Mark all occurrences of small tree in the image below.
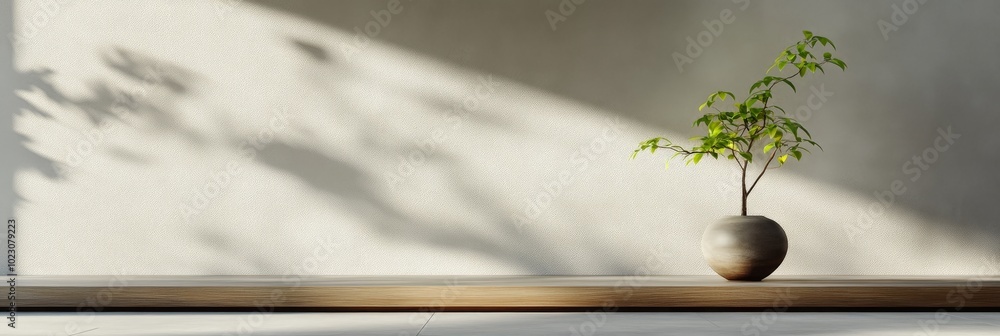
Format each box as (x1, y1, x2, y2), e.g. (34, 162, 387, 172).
(632, 31, 847, 216)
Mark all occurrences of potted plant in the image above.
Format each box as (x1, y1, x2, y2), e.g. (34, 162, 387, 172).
(632, 31, 847, 281)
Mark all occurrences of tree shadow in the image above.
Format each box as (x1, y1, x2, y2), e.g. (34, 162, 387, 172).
(247, 0, 1000, 271)
(256, 141, 606, 274)
(7, 0, 998, 277)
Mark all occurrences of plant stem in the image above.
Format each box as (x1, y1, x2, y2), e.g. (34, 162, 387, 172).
(741, 162, 748, 216)
(747, 150, 778, 196)
(737, 65, 814, 215)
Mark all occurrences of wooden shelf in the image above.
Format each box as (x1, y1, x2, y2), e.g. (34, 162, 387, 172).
(18, 276, 1000, 311)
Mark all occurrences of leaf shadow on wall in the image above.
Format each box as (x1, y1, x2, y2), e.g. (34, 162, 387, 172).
(247, 0, 1000, 271)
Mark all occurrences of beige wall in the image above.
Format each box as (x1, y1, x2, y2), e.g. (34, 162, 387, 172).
(5, 0, 1000, 275)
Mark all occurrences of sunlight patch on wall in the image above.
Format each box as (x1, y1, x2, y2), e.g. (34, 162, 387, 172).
(8, 0, 995, 276)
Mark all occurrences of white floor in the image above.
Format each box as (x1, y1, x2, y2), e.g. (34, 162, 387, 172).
(13, 312, 1000, 335)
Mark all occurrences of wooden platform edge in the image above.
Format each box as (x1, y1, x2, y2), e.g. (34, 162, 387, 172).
(17, 282, 1000, 311)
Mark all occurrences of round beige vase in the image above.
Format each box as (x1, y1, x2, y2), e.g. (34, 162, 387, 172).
(701, 215, 788, 281)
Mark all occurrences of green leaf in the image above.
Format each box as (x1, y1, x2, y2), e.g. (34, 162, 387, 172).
(830, 58, 847, 70)
(804, 139, 823, 150)
(816, 36, 835, 49)
(786, 121, 799, 137)
(709, 119, 722, 130)
(823, 52, 832, 60)
(778, 154, 788, 164)
(694, 115, 708, 126)
(803, 30, 813, 39)
(763, 143, 775, 153)
(780, 79, 796, 92)
(799, 125, 813, 138)
(791, 150, 803, 160)
(798, 66, 807, 77)
(692, 153, 703, 164)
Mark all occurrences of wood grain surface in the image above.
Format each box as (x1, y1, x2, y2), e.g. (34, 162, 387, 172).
(17, 276, 1000, 310)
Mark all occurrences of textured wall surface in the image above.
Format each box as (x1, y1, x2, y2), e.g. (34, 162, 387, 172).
(4, 0, 1000, 275)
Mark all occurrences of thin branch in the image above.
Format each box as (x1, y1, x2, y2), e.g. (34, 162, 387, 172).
(651, 145, 713, 157)
(728, 147, 745, 170)
(746, 149, 778, 195)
